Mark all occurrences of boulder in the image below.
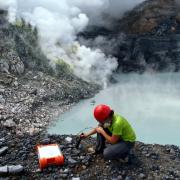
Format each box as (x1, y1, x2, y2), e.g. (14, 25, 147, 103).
(0, 146, 8, 156)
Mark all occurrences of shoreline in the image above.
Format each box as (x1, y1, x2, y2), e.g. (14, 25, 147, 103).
(0, 72, 180, 179)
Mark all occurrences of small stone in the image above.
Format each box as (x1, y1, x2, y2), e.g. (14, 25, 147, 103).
(0, 141, 6, 147)
(13, 81, 18, 87)
(8, 165, 24, 174)
(0, 88, 5, 93)
(151, 165, 159, 171)
(0, 166, 8, 174)
(72, 178, 80, 180)
(60, 174, 68, 178)
(117, 175, 123, 180)
(41, 138, 50, 145)
(139, 173, 146, 179)
(29, 127, 36, 136)
(32, 168, 41, 173)
(0, 105, 4, 110)
(0, 95, 5, 104)
(125, 176, 133, 180)
(0, 146, 8, 156)
(68, 157, 77, 165)
(63, 168, 69, 173)
(79, 156, 85, 160)
(65, 137, 72, 143)
(87, 147, 95, 153)
(82, 165, 87, 170)
(0, 138, 5, 143)
(90, 100, 96, 105)
(3, 119, 16, 127)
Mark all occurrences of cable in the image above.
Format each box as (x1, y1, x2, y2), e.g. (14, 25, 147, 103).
(76, 127, 94, 135)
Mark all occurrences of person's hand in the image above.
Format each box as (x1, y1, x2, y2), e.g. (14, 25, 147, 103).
(80, 133, 88, 139)
(95, 127, 104, 134)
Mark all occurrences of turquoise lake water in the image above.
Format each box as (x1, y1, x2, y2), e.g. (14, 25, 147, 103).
(48, 73, 180, 146)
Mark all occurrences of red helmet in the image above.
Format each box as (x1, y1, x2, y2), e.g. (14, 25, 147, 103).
(94, 104, 111, 123)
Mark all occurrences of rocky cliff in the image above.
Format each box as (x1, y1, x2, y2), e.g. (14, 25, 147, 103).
(80, 0, 180, 73)
(0, 9, 99, 134)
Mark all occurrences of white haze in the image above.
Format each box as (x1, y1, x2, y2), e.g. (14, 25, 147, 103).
(0, 0, 145, 86)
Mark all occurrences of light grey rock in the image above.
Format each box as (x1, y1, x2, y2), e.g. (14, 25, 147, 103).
(8, 165, 24, 174)
(72, 178, 80, 180)
(65, 137, 72, 143)
(0, 165, 8, 174)
(0, 138, 5, 143)
(0, 88, 5, 94)
(0, 95, 5, 104)
(139, 173, 146, 179)
(41, 138, 50, 145)
(0, 146, 8, 155)
(68, 157, 77, 165)
(3, 119, 16, 127)
(0, 59, 9, 73)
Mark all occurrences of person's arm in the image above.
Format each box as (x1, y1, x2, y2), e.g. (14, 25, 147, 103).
(96, 127, 120, 144)
(81, 128, 97, 138)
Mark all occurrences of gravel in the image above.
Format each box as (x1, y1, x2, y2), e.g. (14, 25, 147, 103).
(0, 124, 179, 179)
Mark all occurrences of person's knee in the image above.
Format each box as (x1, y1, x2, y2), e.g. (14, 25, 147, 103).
(103, 148, 113, 160)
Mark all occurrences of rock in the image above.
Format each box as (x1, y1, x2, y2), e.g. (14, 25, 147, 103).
(150, 165, 159, 171)
(65, 137, 72, 143)
(62, 168, 69, 173)
(0, 59, 9, 73)
(0, 146, 8, 156)
(0, 141, 5, 147)
(13, 81, 18, 87)
(90, 100, 96, 105)
(72, 178, 80, 180)
(117, 175, 123, 180)
(0, 86, 5, 94)
(0, 73, 14, 85)
(150, 153, 159, 160)
(0, 165, 8, 174)
(0, 138, 5, 145)
(41, 138, 51, 145)
(124, 176, 134, 180)
(68, 157, 77, 165)
(0, 105, 4, 110)
(60, 173, 68, 178)
(29, 127, 36, 136)
(0, 95, 5, 104)
(7, 51, 24, 75)
(0, 137, 5, 141)
(8, 165, 24, 174)
(87, 147, 95, 153)
(3, 119, 16, 127)
(139, 173, 146, 179)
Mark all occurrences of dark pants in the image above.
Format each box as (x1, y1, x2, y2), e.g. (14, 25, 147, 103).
(95, 128, 135, 160)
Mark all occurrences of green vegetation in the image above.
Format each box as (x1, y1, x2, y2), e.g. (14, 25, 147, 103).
(11, 19, 54, 75)
(55, 59, 73, 78)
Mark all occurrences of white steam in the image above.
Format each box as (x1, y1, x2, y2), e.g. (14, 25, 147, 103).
(0, 0, 17, 22)
(71, 0, 145, 26)
(0, 0, 144, 86)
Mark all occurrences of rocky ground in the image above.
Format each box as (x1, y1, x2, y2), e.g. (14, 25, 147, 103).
(1, 72, 179, 180)
(80, 0, 180, 73)
(0, 125, 180, 180)
(0, 71, 98, 135)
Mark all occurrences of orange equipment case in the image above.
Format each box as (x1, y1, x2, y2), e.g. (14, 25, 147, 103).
(37, 144, 64, 170)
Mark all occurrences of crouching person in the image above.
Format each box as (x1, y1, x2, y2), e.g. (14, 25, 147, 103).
(81, 104, 136, 160)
